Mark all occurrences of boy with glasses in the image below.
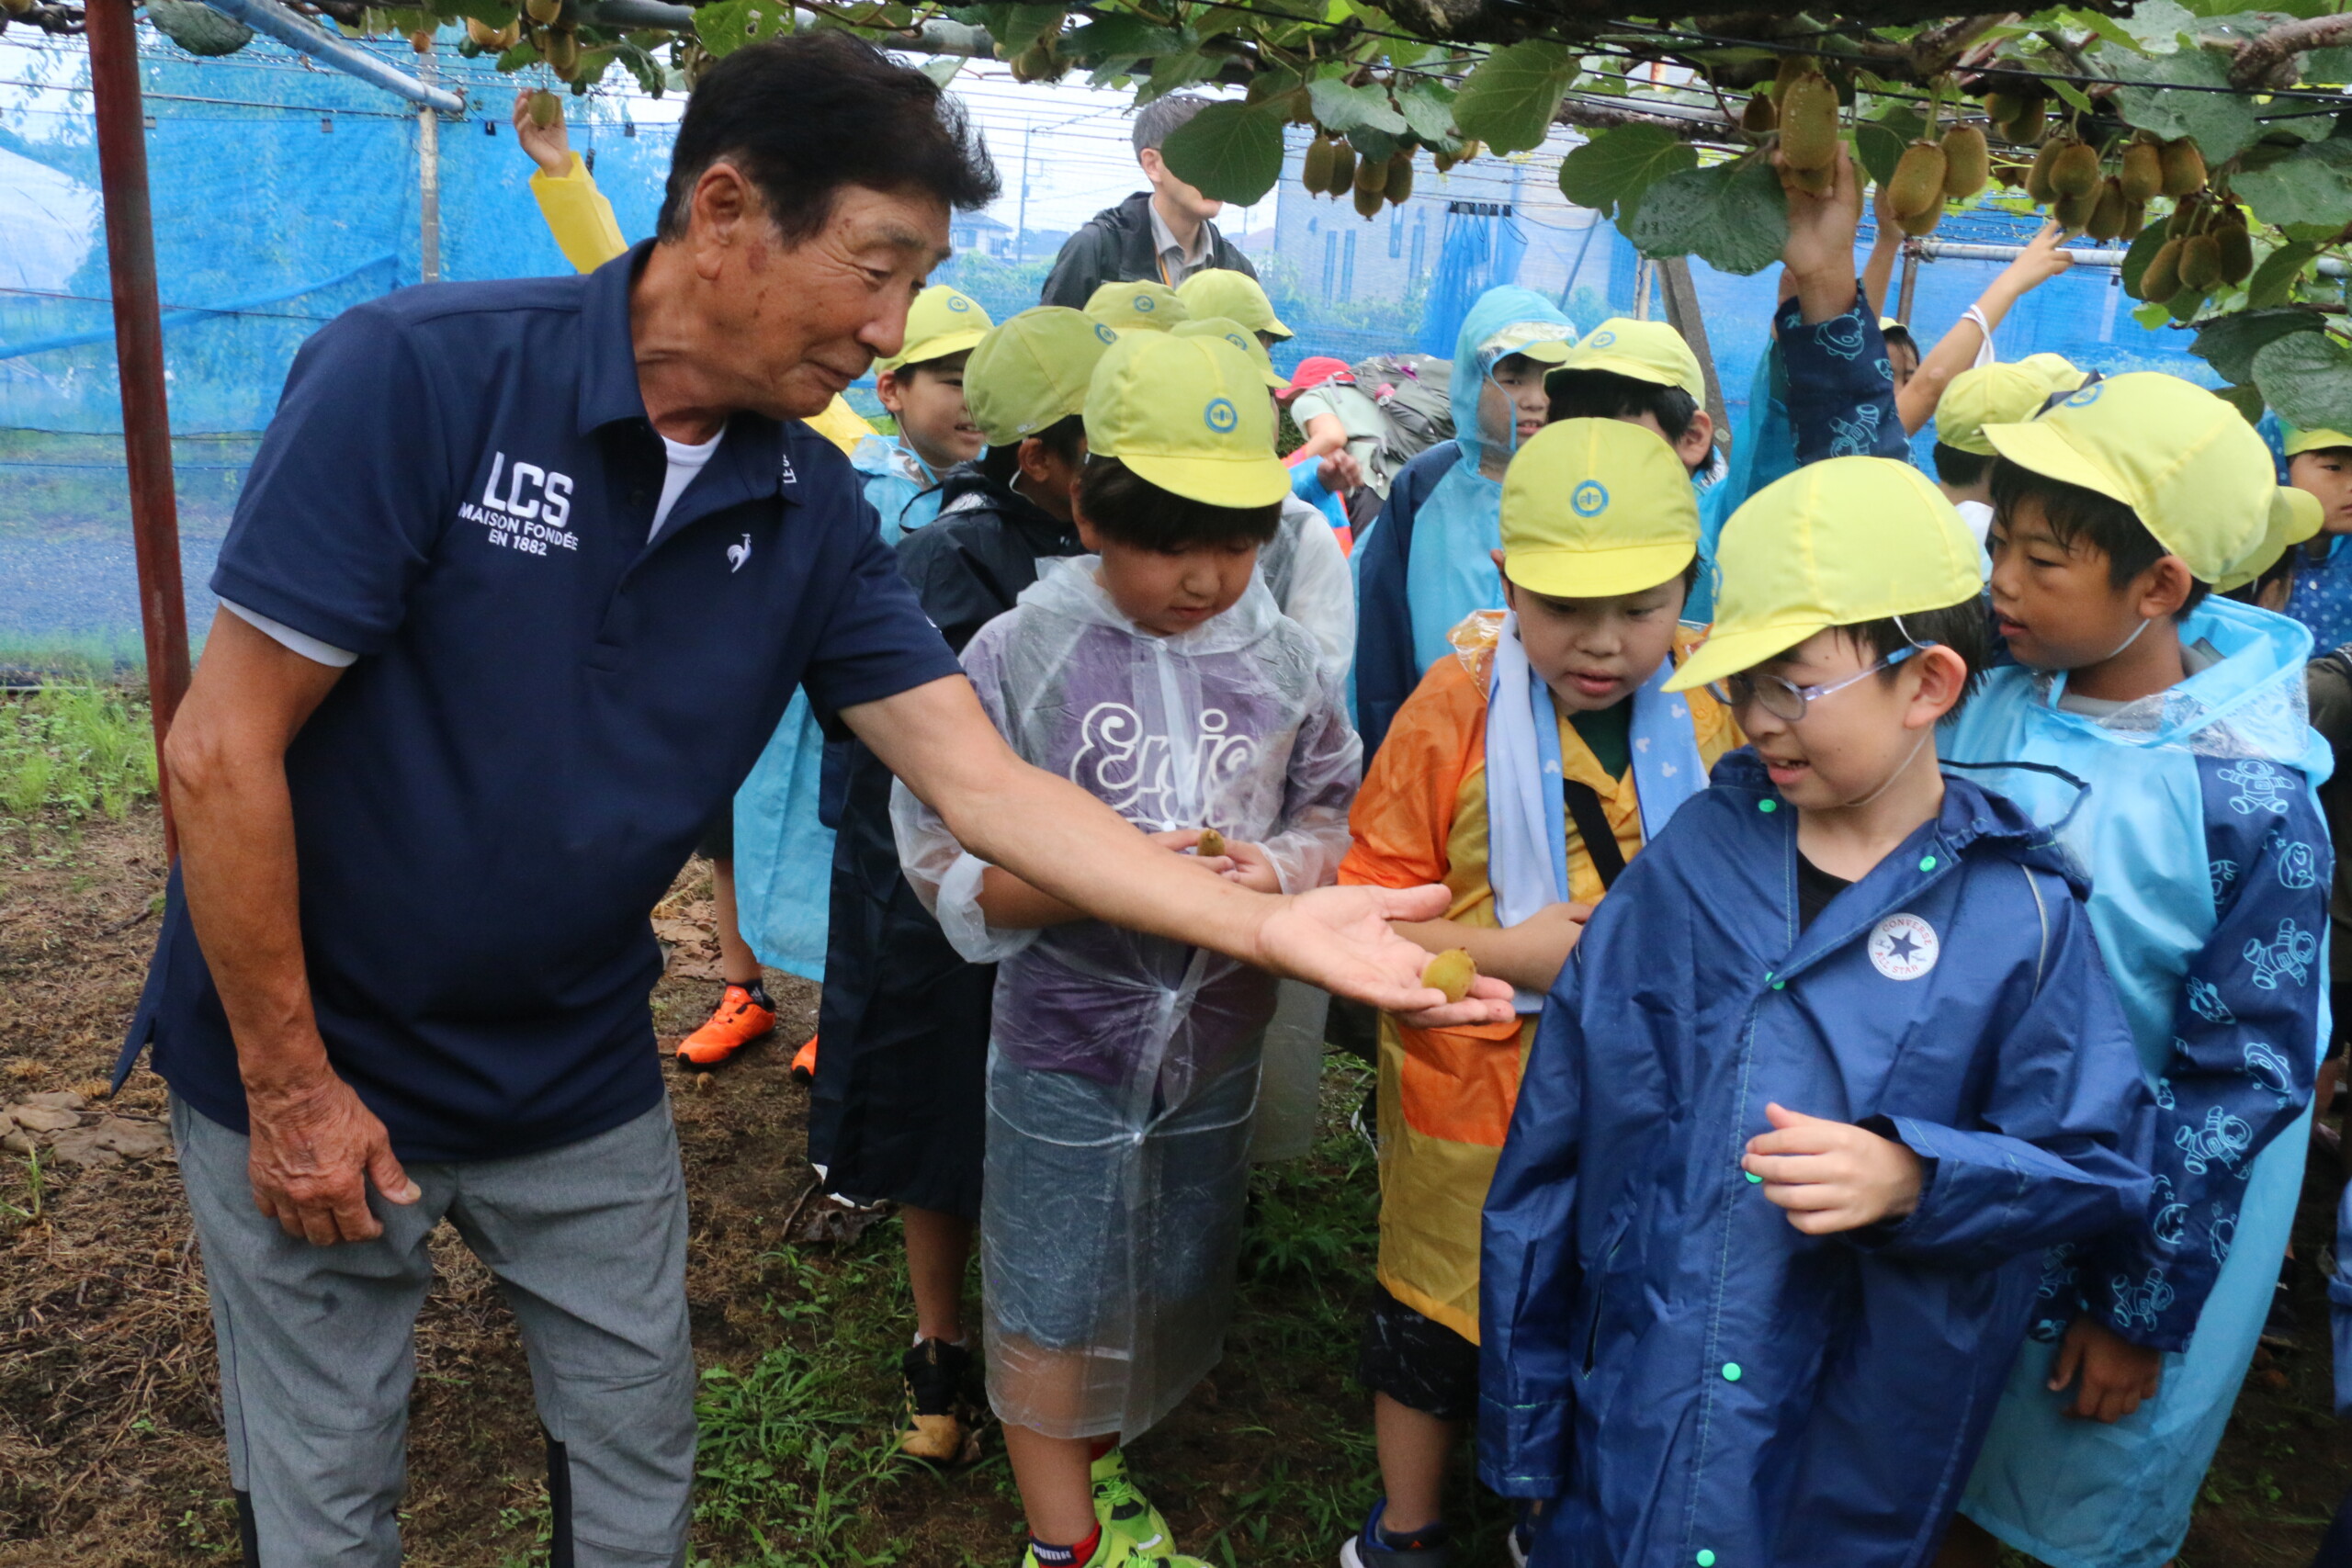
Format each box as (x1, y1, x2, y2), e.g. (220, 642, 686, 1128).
(1480, 456, 2155, 1568)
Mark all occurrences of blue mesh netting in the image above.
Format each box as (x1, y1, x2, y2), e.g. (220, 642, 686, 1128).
(0, 37, 2216, 673)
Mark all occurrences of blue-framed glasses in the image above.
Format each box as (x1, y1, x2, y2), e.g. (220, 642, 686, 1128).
(1709, 644, 1927, 723)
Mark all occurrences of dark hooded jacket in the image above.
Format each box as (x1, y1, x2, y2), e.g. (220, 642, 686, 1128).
(804, 467, 1082, 1213)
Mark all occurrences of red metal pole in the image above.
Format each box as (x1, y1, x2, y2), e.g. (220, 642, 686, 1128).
(86, 0, 191, 859)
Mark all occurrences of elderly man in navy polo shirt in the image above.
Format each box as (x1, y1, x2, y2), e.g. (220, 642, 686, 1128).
(119, 33, 1509, 1567)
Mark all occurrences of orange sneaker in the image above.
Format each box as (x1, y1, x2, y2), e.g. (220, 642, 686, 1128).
(676, 984, 775, 1066)
(790, 1034, 819, 1084)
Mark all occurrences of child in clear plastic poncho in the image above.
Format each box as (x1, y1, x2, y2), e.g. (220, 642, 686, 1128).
(893, 333, 1360, 1568)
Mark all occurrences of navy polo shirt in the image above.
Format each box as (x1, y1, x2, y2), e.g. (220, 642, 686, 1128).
(119, 243, 962, 1162)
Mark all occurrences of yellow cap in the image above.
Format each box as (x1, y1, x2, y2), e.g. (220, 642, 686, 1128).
(2012, 352, 2086, 395)
(1982, 373, 2280, 584)
(965, 307, 1119, 446)
(2215, 487, 2324, 593)
(1085, 280, 1188, 334)
(1499, 420, 1700, 599)
(876, 284, 992, 373)
(1175, 268, 1292, 340)
(1936, 363, 2064, 457)
(1544, 317, 1705, 401)
(2285, 425, 2352, 457)
(1483, 320, 1575, 365)
(1665, 457, 1983, 694)
(1084, 333, 1290, 509)
(1173, 317, 1288, 391)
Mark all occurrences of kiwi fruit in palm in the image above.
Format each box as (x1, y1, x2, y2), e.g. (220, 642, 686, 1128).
(1420, 948, 1478, 1004)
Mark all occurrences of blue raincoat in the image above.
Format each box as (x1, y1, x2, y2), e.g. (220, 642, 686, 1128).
(2263, 412, 2352, 654)
(1480, 751, 2155, 1567)
(1354, 284, 1904, 752)
(1944, 596, 2332, 1568)
(851, 432, 946, 546)
(1351, 286, 1575, 750)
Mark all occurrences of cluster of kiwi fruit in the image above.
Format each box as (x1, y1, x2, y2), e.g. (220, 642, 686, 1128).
(1302, 137, 1425, 218)
(2013, 126, 2208, 243)
(459, 0, 592, 78)
(2133, 193, 2255, 300)
(1747, 59, 1987, 237)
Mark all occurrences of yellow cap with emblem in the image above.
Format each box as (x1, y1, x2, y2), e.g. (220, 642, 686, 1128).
(1666, 457, 1983, 694)
(1982, 372, 2300, 586)
(965, 307, 1119, 446)
(876, 284, 992, 374)
(1173, 317, 1289, 391)
(1544, 317, 1705, 401)
(2285, 425, 2352, 457)
(1936, 363, 2065, 457)
(1499, 419, 1700, 599)
(1175, 268, 1292, 340)
(1085, 279, 1189, 334)
(1084, 333, 1290, 508)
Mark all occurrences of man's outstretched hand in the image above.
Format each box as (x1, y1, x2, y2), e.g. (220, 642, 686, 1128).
(1258, 884, 1519, 1028)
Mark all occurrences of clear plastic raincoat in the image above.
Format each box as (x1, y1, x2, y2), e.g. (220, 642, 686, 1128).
(892, 557, 1359, 1438)
(1945, 596, 2333, 1568)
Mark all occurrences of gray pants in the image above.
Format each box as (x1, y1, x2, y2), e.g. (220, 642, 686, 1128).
(172, 1096, 695, 1567)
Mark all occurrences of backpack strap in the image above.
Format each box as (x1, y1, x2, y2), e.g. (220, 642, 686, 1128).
(1561, 779, 1627, 892)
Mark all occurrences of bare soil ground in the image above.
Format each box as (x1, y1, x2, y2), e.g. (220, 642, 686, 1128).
(1, 802, 2346, 1565)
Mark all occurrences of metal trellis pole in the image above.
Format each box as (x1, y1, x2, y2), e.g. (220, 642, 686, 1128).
(418, 43, 442, 283)
(88, 0, 192, 857)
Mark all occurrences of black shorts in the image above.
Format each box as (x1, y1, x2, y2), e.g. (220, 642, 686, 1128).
(1356, 1280, 1480, 1421)
(698, 813, 733, 863)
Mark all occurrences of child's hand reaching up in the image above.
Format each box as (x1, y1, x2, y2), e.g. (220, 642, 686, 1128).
(1742, 1103, 1924, 1234)
(2048, 1317, 2164, 1422)
(1213, 840, 1284, 894)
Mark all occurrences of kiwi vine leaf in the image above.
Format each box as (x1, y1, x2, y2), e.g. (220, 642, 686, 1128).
(175, 0, 2352, 429)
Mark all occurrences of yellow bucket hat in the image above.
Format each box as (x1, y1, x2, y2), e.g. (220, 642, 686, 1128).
(2285, 425, 2352, 457)
(1084, 333, 1290, 509)
(876, 284, 992, 373)
(1545, 317, 1706, 401)
(1936, 363, 2066, 457)
(1982, 372, 2294, 585)
(1085, 279, 1188, 334)
(1500, 419, 1700, 599)
(1175, 268, 1292, 340)
(1666, 457, 1983, 694)
(1173, 317, 1289, 391)
(965, 307, 1119, 446)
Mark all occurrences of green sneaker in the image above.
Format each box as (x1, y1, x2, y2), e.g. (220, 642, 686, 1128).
(1091, 1448, 1176, 1560)
(1018, 1528, 1209, 1567)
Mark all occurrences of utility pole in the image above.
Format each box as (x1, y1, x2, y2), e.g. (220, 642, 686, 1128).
(417, 38, 442, 283)
(1017, 124, 1032, 263)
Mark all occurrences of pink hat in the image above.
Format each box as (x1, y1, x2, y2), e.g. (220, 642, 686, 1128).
(1283, 356, 1355, 396)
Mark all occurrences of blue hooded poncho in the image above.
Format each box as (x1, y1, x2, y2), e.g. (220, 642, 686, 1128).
(1945, 596, 2333, 1568)
(1349, 286, 1576, 751)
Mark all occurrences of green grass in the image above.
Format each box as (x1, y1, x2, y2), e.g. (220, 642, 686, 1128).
(0, 682, 157, 824)
(659, 1056, 1457, 1568)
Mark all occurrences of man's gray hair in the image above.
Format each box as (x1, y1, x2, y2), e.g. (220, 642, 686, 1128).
(1133, 95, 1210, 155)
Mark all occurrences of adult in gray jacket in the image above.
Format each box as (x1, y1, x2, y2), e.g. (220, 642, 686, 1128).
(1040, 95, 1259, 307)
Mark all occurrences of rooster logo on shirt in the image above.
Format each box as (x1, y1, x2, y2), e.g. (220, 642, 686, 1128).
(727, 534, 752, 574)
